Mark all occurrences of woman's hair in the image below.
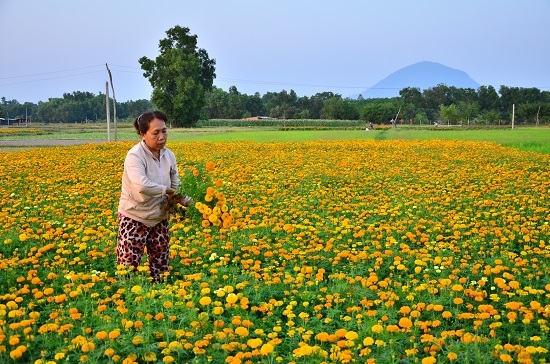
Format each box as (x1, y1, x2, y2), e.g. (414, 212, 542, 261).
(133, 110, 168, 135)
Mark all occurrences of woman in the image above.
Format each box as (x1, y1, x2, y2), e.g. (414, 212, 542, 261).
(116, 110, 188, 283)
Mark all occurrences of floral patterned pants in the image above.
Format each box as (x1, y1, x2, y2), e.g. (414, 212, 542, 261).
(116, 216, 170, 282)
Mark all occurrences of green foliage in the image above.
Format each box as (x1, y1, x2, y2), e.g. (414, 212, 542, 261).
(139, 25, 216, 127)
(172, 163, 215, 224)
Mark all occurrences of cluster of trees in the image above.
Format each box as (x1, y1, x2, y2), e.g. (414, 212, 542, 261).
(2, 25, 549, 127)
(3, 83, 547, 127)
(0, 94, 152, 124)
(203, 84, 550, 126)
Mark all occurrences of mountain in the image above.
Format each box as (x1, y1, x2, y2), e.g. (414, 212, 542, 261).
(356, 61, 480, 99)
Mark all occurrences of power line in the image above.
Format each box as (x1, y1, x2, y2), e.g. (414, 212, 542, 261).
(0, 65, 105, 80)
(0, 64, 144, 87)
(0, 70, 105, 87)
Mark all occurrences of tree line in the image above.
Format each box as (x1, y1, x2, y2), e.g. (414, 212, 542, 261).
(2, 83, 549, 126)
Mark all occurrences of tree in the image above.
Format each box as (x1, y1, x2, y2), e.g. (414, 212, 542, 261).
(139, 25, 216, 127)
(244, 92, 266, 117)
(457, 101, 480, 125)
(478, 85, 500, 112)
(439, 104, 458, 125)
(226, 86, 245, 119)
(361, 103, 393, 124)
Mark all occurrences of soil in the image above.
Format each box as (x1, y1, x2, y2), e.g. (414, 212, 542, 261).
(0, 139, 104, 152)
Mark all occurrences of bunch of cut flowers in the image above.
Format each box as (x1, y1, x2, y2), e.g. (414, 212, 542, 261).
(162, 161, 234, 229)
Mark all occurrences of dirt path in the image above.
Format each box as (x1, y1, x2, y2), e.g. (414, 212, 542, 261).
(0, 139, 106, 152)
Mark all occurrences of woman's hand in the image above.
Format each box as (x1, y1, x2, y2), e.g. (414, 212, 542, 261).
(180, 196, 193, 207)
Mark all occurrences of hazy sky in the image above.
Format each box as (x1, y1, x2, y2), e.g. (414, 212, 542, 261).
(1, 0, 549, 103)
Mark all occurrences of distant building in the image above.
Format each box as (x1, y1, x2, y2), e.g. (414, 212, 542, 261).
(0, 117, 27, 125)
(242, 116, 271, 121)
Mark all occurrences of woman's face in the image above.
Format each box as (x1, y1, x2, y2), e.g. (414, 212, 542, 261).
(142, 118, 168, 153)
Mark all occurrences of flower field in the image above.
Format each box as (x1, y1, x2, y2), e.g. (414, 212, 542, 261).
(1, 140, 549, 363)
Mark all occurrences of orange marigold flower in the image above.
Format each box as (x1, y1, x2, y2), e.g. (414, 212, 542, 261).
(205, 161, 215, 171)
(96, 331, 108, 340)
(398, 317, 413, 329)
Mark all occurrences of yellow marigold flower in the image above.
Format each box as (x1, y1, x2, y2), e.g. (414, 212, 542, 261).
(447, 352, 458, 360)
(260, 343, 274, 355)
(199, 296, 212, 306)
(247, 338, 263, 349)
(143, 352, 156, 362)
(132, 336, 144, 345)
(162, 356, 175, 363)
(363, 337, 374, 346)
(235, 326, 249, 337)
(226, 293, 239, 304)
(371, 324, 383, 333)
(344, 331, 358, 340)
(212, 307, 224, 315)
(421, 357, 436, 364)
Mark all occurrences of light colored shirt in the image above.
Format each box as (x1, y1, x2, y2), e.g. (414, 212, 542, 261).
(118, 141, 179, 226)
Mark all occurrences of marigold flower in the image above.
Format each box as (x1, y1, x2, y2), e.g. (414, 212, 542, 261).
(363, 337, 374, 346)
(371, 324, 384, 333)
(235, 326, 249, 337)
(205, 161, 215, 171)
(344, 331, 358, 340)
(398, 317, 413, 329)
(247, 338, 263, 349)
(447, 352, 458, 360)
(260, 343, 274, 355)
(226, 293, 239, 304)
(96, 331, 108, 340)
(199, 296, 212, 306)
(108, 329, 121, 340)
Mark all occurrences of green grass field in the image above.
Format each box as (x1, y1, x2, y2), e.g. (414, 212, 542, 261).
(1, 123, 550, 154)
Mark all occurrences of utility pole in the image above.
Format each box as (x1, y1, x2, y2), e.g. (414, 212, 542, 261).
(106, 82, 111, 142)
(511, 104, 515, 129)
(106, 64, 117, 141)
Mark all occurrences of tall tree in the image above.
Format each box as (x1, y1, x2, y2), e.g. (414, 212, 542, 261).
(139, 25, 216, 127)
(477, 85, 500, 112)
(439, 104, 459, 125)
